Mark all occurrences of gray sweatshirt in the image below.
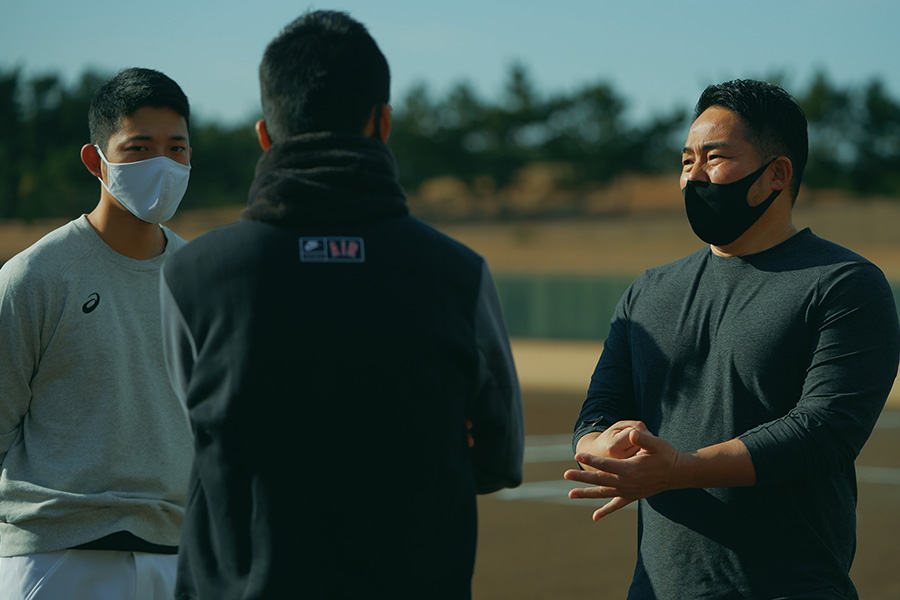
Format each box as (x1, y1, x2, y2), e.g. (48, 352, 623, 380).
(0, 215, 193, 556)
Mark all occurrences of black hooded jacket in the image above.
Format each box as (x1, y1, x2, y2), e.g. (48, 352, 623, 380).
(160, 134, 523, 599)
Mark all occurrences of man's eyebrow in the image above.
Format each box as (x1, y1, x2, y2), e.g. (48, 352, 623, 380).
(122, 134, 188, 142)
(682, 141, 729, 154)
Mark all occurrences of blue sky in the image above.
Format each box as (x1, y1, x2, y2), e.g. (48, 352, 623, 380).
(3, 1, 899, 127)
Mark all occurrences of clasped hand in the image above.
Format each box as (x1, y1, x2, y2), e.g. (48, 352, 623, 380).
(563, 421, 682, 521)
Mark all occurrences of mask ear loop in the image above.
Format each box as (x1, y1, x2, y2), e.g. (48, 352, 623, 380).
(93, 145, 112, 191)
(94, 145, 109, 166)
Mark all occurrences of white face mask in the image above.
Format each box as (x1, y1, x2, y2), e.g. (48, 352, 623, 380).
(95, 145, 191, 223)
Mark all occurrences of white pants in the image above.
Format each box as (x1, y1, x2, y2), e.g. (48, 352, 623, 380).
(0, 550, 177, 600)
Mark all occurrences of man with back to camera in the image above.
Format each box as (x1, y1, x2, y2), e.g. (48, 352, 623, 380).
(564, 79, 900, 598)
(159, 10, 524, 599)
(0, 68, 194, 599)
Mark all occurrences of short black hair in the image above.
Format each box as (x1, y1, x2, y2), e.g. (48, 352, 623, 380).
(89, 68, 190, 153)
(259, 10, 390, 141)
(693, 79, 808, 199)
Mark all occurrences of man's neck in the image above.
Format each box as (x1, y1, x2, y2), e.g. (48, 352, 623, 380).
(86, 196, 168, 260)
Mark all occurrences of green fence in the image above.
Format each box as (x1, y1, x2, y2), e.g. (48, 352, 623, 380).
(493, 274, 633, 341)
(494, 274, 900, 341)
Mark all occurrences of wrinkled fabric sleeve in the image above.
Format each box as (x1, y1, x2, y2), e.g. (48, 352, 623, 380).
(159, 265, 196, 420)
(572, 281, 641, 455)
(470, 262, 524, 494)
(740, 264, 900, 485)
(0, 261, 42, 466)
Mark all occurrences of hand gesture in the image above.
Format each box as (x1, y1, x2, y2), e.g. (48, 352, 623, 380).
(576, 420, 650, 467)
(565, 427, 682, 520)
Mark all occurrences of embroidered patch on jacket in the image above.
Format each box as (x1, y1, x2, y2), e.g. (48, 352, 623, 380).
(299, 237, 366, 263)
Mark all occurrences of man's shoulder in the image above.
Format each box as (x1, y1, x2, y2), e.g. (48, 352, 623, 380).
(1, 218, 92, 284)
(637, 246, 709, 284)
(10, 218, 86, 256)
(399, 216, 484, 261)
(162, 225, 189, 253)
(169, 220, 261, 254)
(792, 229, 870, 262)
(764, 229, 885, 280)
(804, 233, 894, 296)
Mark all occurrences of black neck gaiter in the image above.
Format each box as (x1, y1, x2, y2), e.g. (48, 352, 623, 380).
(241, 132, 408, 228)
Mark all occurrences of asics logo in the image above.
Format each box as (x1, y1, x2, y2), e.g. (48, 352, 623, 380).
(82, 293, 100, 314)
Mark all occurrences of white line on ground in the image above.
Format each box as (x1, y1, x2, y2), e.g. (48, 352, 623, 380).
(491, 479, 613, 507)
(508, 429, 900, 506)
(875, 410, 900, 429)
(495, 468, 900, 508)
(857, 466, 900, 486)
(527, 411, 900, 465)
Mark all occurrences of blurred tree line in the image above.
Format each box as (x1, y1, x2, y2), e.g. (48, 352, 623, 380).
(391, 63, 684, 191)
(1, 65, 899, 221)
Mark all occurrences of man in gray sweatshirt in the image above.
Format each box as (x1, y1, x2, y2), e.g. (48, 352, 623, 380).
(0, 68, 194, 600)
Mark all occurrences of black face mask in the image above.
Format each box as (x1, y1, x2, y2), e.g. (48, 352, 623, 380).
(683, 159, 781, 246)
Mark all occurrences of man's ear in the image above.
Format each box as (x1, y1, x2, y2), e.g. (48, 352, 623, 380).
(256, 119, 273, 151)
(770, 156, 793, 191)
(81, 144, 102, 178)
(377, 105, 392, 143)
(363, 105, 392, 143)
